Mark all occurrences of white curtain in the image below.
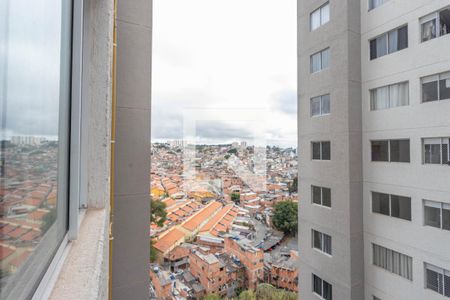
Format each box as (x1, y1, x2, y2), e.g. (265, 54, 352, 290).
(371, 86, 389, 110)
(389, 82, 409, 107)
(321, 4, 330, 25)
(311, 53, 321, 72)
(388, 29, 398, 53)
(321, 94, 330, 114)
(311, 97, 321, 116)
(321, 48, 330, 69)
(376, 35, 387, 57)
(311, 9, 321, 30)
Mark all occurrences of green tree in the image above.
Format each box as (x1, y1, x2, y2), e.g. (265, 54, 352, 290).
(231, 193, 240, 204)
(227, 148, 238, 155)
(151, 199, 167, 227)
(272, 200, 298, 235)
(224, 154, 230, 160)
(150, 239, 158, 263)
(239, 290, 256, 300)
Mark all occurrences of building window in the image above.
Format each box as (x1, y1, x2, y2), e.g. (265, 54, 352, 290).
(421, 72, 450, 103)
(420, 7, 450, 42)
(312, 185, 331, 208)
(311, 94, 331, 116)
(369, 0, 389, 11)
(312, 141, 330, 160)
(373, 296, 382, 300)
(0, 0, 72, 299)
(370, 82, 409, 110)
(372, 192, 411, 221)
(423, 138, 450, 165)
(312, 229, 332, 255)
(312, 274, 332, 300)
(371, 139, 410, 162)
(424, 200, 450, 231)
(310, 2, 330, 31)
(425, 263, 450, 297)
(310, 48, 330, 73)
(372, 244, 413, 280)
(369, 25, 408, 60)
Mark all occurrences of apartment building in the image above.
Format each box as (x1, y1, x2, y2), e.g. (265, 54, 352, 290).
(298, 0, 450, 299)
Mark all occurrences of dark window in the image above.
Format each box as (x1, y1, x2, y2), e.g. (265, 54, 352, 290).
(312, 142, 321, 160)
(371, 140, 389, 161)
(312, 186, 331, 208)
(312, 141, 331, 160)
(390, 195, 411, 221)
(439, 75, 450, 100)
(312, 185, 322, 205)
(443, 207, 450, 230)
(313, 274, 322, 295)
(370, 25, 408, 60)
(389, 140, 410, 162)
(322, 142, 331, 160)
(423, 138, 450, 164)
(372, 192, 390, 216)
(424, 205, 441, 228)
(397, 26, 408, 50)
(423, 80, 439, 102)
(322, 187, 331, 207)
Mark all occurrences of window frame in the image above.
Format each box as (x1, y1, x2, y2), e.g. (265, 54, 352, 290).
(369, 81, 409, 111)
(312, 229, 332, 256)
(369, 24, 408, 60)
(420, 7, 450, 43)
(312, 141, 331, 161)
(372, 243, 413, 281)
(310, 2, 330, 31)
(371, 139, 410, 163)
(424, 263, 450, 297)
(312, 274, 332, 300)
(371, 191, 411, 221)
(30, 1, 87, 299)
(368, 0, 389, 11)
(311, 185, 332, 208)
(423, 199, 450, 231)
(310, 48, 330, 73)
(421, 71, 450, 103)
(422, 137, 450, 165)
(311, 94, 331, 117)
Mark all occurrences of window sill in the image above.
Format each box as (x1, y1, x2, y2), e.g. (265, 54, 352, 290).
(49, 208, 109, 300)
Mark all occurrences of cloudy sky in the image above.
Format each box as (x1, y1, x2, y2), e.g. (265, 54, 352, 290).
(152, 0, 297, 147)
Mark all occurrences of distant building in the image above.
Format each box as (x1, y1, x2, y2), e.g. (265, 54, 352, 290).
(270, 250, 299, 292)
(10, 136, 46, 146)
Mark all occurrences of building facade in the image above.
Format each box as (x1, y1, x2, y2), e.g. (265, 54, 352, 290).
(299, 0, 450, 299)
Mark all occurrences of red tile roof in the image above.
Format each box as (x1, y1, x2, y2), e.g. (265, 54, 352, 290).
(154, 228, 185, 253)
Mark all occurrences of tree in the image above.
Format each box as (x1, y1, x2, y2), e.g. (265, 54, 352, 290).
(151, 199, 167, 227)
(239, 290, 256, 300)
(272, 201, 298, 235)
(150, 239, 158, 263)
(227, 148, 238, 155)
(231, 193, 240, 204)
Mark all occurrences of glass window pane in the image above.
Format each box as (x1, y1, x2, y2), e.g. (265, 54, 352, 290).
(321, 48, 330, 69)
(321, 141, 331, 160)
(421, 19, 437, 42)
(397, 26, 408, 50)
(371, 140, 389, 161)
(390, 195, 411, 221)
(311, 9, 321, 31)
(313, 230, 322, 249)
(313, 274, 322, 295)
(321, 4, 330, 25)
(372, 192, 390, 215)
(312, 185, 322, 205)
(426, 268, 441, 293)
(322, 187, 331, 207)
(389, 82, 409, 107)
(323, 280, 332, 300)
(424, 205, 441, 228)
(321, 94, 330, 114)
(0, 1, 71, 299)
(439, 9, 450, 37)
(443, 206, 450, 231)
(311, 52, 321, 73)
(422, 80, 439, 102)
(439, 76, 450, 100)
(323, 233, 332, 255)
(375, 34, 388, 58)
(311, 97, 321, 116)
(388, 29, 398, 53)
(389, 140, 410, 162)
(312, 142, 321, 159)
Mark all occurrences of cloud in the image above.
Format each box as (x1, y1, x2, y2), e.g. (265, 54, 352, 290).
(271, 89, 297, 116)
(195, 120, 253, 140)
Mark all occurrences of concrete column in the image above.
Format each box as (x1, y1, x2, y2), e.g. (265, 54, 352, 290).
(112, 0, 152, 298)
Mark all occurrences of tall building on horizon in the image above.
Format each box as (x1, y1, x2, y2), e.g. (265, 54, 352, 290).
(298, 0, 450, 299)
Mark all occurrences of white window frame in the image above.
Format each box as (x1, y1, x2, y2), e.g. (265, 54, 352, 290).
(311, 185, 331, 208)
(372, 243, 413, 281)
(310, 48, 330, 73)
(422, 137, 450, 165)
(371, 191, 412, 221)
(371, 139, 410, 163)
(312, 274, 332, 300)
(420, 7, 450, 43)
(311, 94, 331, 117)
(310, 2, 330, 31)
(368, 0, 389, 11)
(369, 24, 408, 60)
(421, 71, 450, 103)
(424, 263, 450, 297)
(370, 81, 409, 110)
(312, 229, 332, 256)
(423, 199, 450, 231)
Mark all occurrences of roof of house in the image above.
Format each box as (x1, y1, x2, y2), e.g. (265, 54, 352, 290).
(182, 201, 222, 232)
(153, 228, 185, 253)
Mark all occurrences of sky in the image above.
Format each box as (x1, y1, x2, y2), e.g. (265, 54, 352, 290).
(152, 0, 297, 147)
(1, 0, 64, 141)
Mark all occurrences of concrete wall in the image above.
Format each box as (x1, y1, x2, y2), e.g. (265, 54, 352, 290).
(298, 0, 364, 298)
(361, 0, 450, 299)
(112, 0, 152, 299)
